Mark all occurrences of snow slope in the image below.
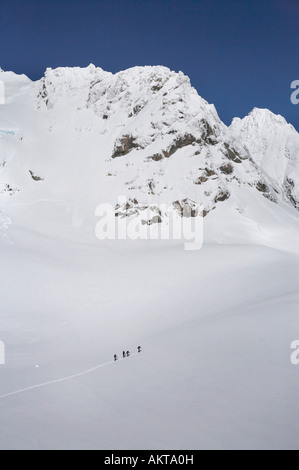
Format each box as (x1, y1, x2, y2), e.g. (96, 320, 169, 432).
(0, 233, 298, 450)
(0, 65, 298, 450)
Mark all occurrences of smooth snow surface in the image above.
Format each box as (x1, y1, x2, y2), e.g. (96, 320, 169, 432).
(0, 232, 298, 450)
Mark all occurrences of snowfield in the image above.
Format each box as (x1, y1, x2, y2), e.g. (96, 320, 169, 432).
(0, 229, 298, 450)
(0, 65, 298, 450)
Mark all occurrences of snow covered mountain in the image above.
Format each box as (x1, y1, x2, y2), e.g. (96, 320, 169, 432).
(0, 65, 299, 450)
(0, 64, 298, 248)
(230, 108, 299, 209)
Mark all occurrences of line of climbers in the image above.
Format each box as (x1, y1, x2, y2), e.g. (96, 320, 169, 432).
(114, 346, 142, 362)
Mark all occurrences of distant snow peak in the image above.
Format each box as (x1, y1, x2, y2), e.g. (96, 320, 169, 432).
(230, 106, 299, 209)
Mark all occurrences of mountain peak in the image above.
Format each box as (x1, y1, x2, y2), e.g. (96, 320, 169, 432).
(230, 106, 299, 203)
(249, 107, 289, 125)
(231, 107, 289, 128)
(0, 68, 31, 83)
(0, 64, 298, 247)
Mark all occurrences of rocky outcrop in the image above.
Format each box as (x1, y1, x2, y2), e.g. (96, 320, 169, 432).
(112, 135, 140, 158)
(223, 143, 243, 164)
(283, 178, 299, 209)
(29, 171, 44, 182)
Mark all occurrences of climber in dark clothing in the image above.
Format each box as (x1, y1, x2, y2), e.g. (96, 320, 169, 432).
(138, 346, 142, 353)
(126, 351, 130, 357)
(123, 351, 126, 359)
(114, 354, 118, 362)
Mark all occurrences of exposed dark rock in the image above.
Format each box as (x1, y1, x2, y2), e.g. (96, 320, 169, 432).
(148, 180, 155, 195)
(194, 176, 208, 185)
(223, 143, 242, 163)
(220, 163, 234, 175)
(205, 168, 216, 177)
(150, 153, 164, 162)
(256, 181, 269, 193)
(134, 105, 143, 115)
(38, 79, 48, 100)
(173, 199, 200, 217)
(194, 168, 217, 185)
(29, 170, 44, 182)
(141, 215, 162, 225)
(130, 103, 147, 117)
(115, 198, 143, 218)
(200, 119, 217, 145)
(283, 178, 298, 209)
(263, 193, 277, 203)
(152, 83, 163, 92)
(149, 134, 199, 161)
(112, 135, 140, 158)
(163, 134, 198, 158)
(214, 190, 230, 203)
(1, 184, 19, 196)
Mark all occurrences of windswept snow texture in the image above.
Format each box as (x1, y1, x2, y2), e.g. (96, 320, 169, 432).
(0, 65, 299, 450)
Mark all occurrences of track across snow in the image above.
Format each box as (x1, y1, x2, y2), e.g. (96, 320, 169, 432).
(0, 354, 138, 400)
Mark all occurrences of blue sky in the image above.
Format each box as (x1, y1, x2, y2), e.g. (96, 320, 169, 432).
(0, 0, 298, 130)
